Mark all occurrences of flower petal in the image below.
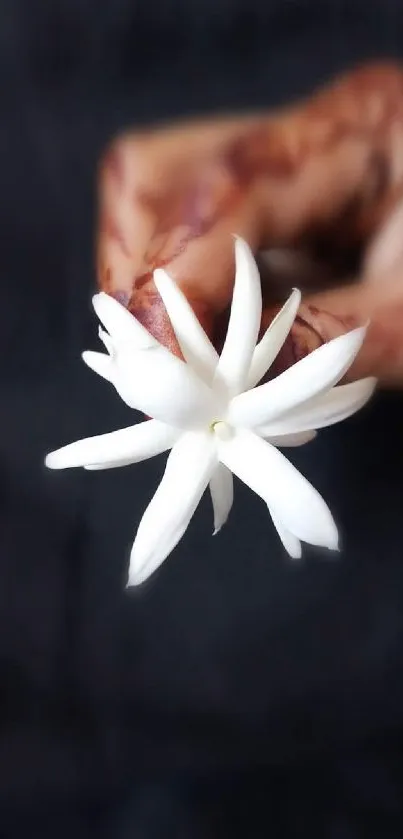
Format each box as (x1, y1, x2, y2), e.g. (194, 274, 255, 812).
(112, 344, 218, 428)
(154, 268, 218, 383)
(82, 351, 114, 382)
(265, 430, 317, 447)
(45, 420, 178, 470)
(247, 289, 301, 388)
(92, 292, 156, 346)
(209, 464, 234, 534)
(128, 432, 217, 586)
(269, 507, 302, 559)
(228, 326, 367, 429)
(214, 238, 262, 395)
(218, 429, 338, 550)
(256, 376, 377, 437)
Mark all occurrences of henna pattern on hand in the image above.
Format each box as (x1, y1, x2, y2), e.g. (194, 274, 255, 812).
(97, 62, 403, 382)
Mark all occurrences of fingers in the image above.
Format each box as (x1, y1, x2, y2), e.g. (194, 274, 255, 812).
(255, 64, 403, 386)
(96, 62, 403, 386)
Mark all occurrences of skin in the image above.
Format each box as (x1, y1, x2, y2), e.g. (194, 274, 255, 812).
(97, 62, 403, 386)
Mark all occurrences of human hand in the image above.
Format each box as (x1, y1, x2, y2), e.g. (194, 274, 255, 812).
(97, 62, 403, 385)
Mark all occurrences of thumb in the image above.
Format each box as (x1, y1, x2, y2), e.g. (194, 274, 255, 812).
(267, 196, 403, 387)
(267, 277, 403, 386)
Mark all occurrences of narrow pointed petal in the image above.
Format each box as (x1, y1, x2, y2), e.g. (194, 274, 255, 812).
(92, 292, 156, 346)
(257, 377, 377, 437)
(112, 344, 218, 428)
(82, 351, 114, 382)
(265, 430, 317, 447)
(218, 429, 338, 550)
(45, 420, 178, 470)
(214, 238, 262, 394)
(269, 507, 302, 559)
(128, 432, 217, 586)
(229, 326, 367, 429)
(209, 464, 234, 534)
(84, 423, 180, 469)
(247, 289, 301, 389)
(154, 268, 218, 383)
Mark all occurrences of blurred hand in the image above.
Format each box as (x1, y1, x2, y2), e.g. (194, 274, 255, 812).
(98, 63, 403, 385)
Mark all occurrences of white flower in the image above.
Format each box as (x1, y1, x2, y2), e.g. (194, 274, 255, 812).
(46, 238, 376, 585)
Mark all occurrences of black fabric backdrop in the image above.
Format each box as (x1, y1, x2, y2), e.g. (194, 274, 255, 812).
(1, 0, 403, 836)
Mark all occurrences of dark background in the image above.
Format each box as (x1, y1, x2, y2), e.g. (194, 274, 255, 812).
(1, 0, 403, 836)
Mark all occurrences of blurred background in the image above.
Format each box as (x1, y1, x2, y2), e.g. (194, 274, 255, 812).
(1, 1, 403, 836)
